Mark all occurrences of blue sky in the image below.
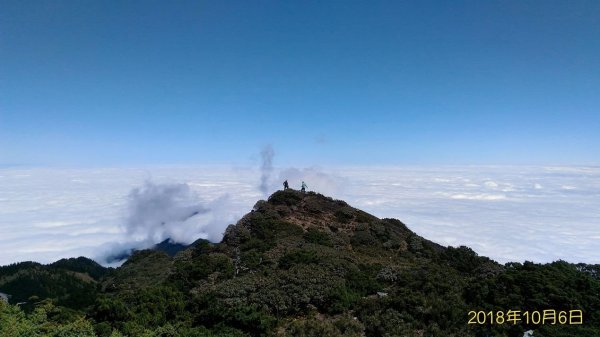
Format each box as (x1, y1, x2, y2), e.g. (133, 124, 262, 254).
(1, 1, 599, 166)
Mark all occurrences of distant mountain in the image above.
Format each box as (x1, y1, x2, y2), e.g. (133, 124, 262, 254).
(153, 238, 191, 256)
(0, 257, 108, 310)
(105, 238, 197, 264)
(1, 190, 599, 337)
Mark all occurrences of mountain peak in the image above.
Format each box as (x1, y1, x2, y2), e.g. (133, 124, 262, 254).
(221, 189, 438, 256)
(263, 190, 362, 231)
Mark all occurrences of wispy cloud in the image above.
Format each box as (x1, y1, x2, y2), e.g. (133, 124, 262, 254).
(259, 145, 275, 197)
(94, 181, 236, 264)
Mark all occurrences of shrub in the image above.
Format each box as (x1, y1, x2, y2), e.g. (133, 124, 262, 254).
(267, 191, 302, 206)
(279, 250, 319, 270)
(354, 211, 376, 224)
(334, 209, 354, 224)
(303, 228, 333, 247)
(350, 230, 377, 246)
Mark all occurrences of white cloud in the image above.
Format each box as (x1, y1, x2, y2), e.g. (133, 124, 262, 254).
(449, 193, 506, 201)
(89, 181, 242, 264)
(0, 165, 599, 266)
(484, 181, 499, 188)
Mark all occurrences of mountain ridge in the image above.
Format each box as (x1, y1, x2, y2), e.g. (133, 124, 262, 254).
(1, 190, 599, 337)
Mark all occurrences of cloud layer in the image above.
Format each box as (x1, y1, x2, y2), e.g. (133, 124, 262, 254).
(0, 165, 598, 266)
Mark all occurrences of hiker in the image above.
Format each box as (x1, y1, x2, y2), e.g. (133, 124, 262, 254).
(283, 180, 289, 190)
(301, 181, 307, 193)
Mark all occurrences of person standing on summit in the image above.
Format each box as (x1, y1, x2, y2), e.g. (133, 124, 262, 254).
(301, 181, 307, 193)
(283, 180, 289, 190)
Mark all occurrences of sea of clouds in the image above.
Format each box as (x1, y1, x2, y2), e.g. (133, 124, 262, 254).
(0, 165, 598, 266)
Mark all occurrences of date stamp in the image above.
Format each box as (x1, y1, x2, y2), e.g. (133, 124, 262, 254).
(468, 309, 583, 325)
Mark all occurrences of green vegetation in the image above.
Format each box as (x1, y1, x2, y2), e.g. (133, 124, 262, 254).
(1, 190, 599, 336)
(0, 257, 107, 312)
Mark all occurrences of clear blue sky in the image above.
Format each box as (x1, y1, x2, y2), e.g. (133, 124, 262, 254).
(1, 1, 599, 166)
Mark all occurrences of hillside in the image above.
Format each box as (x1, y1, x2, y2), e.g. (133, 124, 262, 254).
(0, 257, 108, 311)
(1, 190, 599, 337)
